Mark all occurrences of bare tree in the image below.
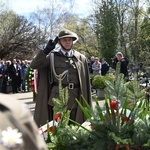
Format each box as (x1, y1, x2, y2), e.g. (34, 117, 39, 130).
(0, 10, 39, 59)
(29, 0, 75, 48)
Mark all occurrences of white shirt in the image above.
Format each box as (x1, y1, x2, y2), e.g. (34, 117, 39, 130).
(61, 49, 73, 57)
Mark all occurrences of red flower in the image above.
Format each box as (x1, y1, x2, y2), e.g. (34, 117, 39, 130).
(54, 113, 61, 122)
(49, 126, 56, 132)
(110, 100, 117, 110)
(122, 116, 130, 122)
(31, 86, 34, 92)
(89, 124, 94, 130)
(43, 126, 56, 133)
(29, 81, 34, 86)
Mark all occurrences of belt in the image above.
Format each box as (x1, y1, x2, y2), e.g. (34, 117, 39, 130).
(53, 82, 80, 89)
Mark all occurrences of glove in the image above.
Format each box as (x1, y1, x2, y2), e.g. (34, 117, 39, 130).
(43, 36, 59, 54)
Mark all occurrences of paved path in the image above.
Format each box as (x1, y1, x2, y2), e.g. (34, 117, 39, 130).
(7, 91, 105, 116)
(8, 92, 35, 116)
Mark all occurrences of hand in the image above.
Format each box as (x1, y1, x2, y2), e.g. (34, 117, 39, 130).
(53, 36, 59, 45)
(43, 36, 59, 54)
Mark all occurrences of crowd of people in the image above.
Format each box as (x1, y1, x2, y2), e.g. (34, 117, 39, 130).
(0, 59, 30, 94)
(88, 52, 129, 78)
(0, 53, 129, 96)
(88, 56, 110, 76)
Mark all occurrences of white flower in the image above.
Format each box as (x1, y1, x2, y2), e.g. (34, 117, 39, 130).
(80, 121, 93, 130)
(1, 127, 23, 148)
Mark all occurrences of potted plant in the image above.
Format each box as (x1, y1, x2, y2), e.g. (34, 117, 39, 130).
(92, 74, 114, 99)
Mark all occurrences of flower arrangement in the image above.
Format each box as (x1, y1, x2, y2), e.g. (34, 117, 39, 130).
(39, 64, 150, 150)
(25, 67, 34, 92)
(25, 67, 39, 94)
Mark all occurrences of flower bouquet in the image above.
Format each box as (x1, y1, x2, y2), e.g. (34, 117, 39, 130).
(25, 67, 34, 92)
(39, 64, 150, 150)
(76, 63, 150, 149)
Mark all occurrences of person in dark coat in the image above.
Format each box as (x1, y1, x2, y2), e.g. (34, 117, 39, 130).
(16, 60, 22, 92)
(30, 29, 92, 127)
(112, 52, 129, 78)
(1, 62, 8, 93)
(21, 60, 29, 92)
(0, 60, 4, 92)
(9, 59, 21, 93)
(101, 58, 109, 76)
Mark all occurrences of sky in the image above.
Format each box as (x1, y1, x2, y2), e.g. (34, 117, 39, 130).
(5, 0, 93, 17)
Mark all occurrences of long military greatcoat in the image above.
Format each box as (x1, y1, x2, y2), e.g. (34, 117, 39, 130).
(30, 49, 92, 127)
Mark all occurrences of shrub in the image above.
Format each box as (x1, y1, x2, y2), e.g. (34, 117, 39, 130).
(92, 74, 114, 89)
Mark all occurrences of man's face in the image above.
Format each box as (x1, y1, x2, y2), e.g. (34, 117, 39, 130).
(13, 59, 16, 64)
(59, 37, 73, 51)
(116, 55, 122, 61)
(91, 57, 95, 61)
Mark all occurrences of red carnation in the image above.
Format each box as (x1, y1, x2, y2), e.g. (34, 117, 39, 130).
(54, 113, 61, 122)
(110, 100, 117, 110)
(29, 81, 34, 86)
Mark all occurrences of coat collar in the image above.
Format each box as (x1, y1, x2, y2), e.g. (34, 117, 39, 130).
(52, 48, 81, 60)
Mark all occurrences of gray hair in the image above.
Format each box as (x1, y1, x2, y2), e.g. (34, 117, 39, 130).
(116, 52, 123, 57)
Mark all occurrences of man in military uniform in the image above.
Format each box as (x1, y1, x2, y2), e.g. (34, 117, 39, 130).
(30, 29, 92, 127)
(0, 93, 47, 150)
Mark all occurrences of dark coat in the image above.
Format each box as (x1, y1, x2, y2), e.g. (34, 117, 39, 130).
(112, 57, 129, 77)
(30, 50, 92, 127)
(101, 62, 109, 76)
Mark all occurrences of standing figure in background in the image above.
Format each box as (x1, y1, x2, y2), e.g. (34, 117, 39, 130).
(1, 62, 8, 93)
(88, 56, 95, 74)
(9, 59, 20, 93)
(112, 52, 129, 78)
(0, 60, 5, 92)
(17, 60, 22, 92)
(21, 60, 29, 92)
(92, 57, 101, 75)
(30, 29, 92, 127)
(101, 58, 109, 76)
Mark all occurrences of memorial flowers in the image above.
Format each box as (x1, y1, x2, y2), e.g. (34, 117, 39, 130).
(25, 67, 38, 93)
(40, 64, 150, 149)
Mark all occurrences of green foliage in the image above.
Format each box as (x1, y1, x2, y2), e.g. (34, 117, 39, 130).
(132, 118, 150, 148)
(94, 0, 118, 64)
(139, 17, 150, 66)
(125, 80, 146, 103)
(92, 75, 105, 89)
(46, 78, 92, 149)
(77, 65, 150, 149)
(44, 65, 150, 149)
(92, 74, 114, 89)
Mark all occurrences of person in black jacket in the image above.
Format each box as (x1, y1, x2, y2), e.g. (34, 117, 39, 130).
(1, 62, 8, 93)
(112, 52, 129, 78)
(9, 59, 21, 93)
(101, 58, 109, 76)
(0, 61, 4, 92)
